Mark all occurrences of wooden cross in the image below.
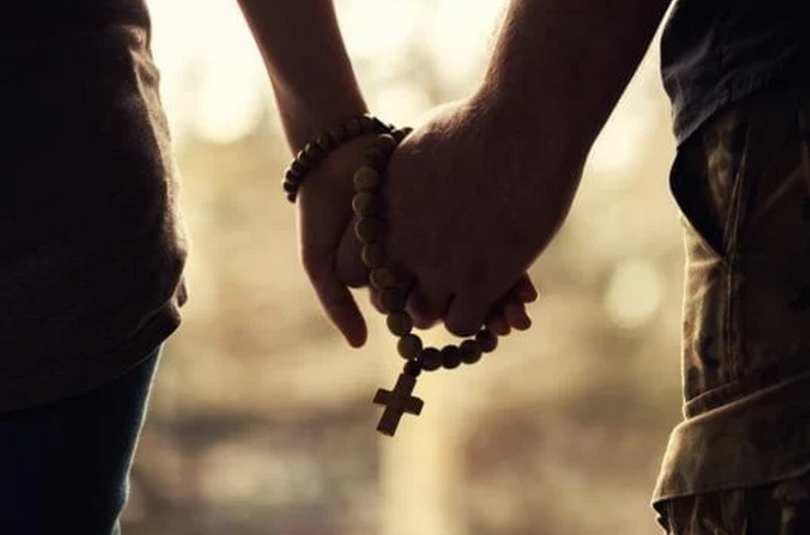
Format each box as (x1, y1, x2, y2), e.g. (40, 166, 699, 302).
(373, 373, 424, 436)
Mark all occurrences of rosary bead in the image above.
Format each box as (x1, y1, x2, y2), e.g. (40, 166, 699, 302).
(441, 345, 462, 370)
(354, 217, 385, 244)
(398, 334, 423, 360)
(374, 133, 398, 155)
(380, 287, 406, 312)
(386, 311, 413, 336)
(476, 329, 498, 353)
(286, 192, 297, 204)
(353, 166, 381, 191)
(370, 267, 396, 289)
(404, 359, 422, 378)
(420, 347, 443, 371)
(363, 148, 389, 172)
(352, 192, 379, 216)
(361, 243, 387, 268)
(345, 117, 363, 138)
(459, 339, 483, 364)
(282, 181, 297, 194)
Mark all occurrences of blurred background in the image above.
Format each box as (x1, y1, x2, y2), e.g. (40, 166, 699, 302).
(126, 1, 684, 533)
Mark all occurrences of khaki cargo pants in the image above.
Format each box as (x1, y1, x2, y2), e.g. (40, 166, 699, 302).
(657, 86, 810, 534)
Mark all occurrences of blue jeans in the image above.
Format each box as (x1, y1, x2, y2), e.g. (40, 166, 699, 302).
(0, 347, 161, 535)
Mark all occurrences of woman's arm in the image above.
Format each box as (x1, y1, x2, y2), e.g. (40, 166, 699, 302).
(236, 0, 367, 151)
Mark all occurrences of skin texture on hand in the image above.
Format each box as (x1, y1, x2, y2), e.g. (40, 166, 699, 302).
(336, 99, 574, 337)
(299, 129, 538, 348)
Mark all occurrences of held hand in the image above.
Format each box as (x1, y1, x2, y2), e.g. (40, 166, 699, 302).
(296, 117, 540, 350)
(361, 272, 539, 335)
(296, 136, 379, 348)
(298, 134, 535, 347)
(338, 97, 583, 337)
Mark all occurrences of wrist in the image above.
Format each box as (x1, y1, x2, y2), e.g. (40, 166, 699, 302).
(465, 84, 586, 240)
(275, 84, 369, 153)
(469, 83, 590, 172)
(281, 113, 395, 203)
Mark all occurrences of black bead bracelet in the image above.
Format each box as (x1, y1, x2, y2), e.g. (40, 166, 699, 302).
(282, 114, 394, 203)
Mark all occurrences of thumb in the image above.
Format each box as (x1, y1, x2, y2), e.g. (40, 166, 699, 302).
(303, 250, 368, 348)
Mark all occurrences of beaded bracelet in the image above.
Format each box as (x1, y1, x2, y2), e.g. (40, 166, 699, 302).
(282, 113, 395, 203)
(352, 128, 501, 437)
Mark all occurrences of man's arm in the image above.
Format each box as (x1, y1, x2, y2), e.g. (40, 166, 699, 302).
(235, 0, 367, 151)
(355, 0, 672, 336)
(479, 0, 671, 162)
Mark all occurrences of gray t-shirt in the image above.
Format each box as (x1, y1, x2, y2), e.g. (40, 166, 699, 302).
(0, 0, 188, 412)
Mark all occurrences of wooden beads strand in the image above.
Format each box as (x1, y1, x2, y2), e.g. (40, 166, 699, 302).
(282, 116, 504, 437)
(283, 113, 394, 203)
(355, 128, 501, 437)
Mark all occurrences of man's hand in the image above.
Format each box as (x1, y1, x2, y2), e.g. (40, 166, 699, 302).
(236, 0, 668, 346)
(299, 128, 541, 348)
(336, 98, 579, 337)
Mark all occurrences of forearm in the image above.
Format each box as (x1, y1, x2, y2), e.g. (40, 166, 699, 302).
(236, 0, 367, 151)
(477, 0, 670, 161)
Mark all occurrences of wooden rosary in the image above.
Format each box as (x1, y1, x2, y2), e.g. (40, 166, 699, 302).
(284, 114, 500, 436)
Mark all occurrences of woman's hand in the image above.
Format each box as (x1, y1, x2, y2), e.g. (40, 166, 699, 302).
(296, 136, 378, 348)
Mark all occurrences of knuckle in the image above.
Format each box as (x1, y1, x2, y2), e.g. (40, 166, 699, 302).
(445, 317, 480, 338)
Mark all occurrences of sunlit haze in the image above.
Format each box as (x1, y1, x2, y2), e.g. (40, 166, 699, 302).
(134, 2, 680, 534)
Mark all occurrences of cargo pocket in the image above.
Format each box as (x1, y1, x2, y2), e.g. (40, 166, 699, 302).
(669, 107, 751, 260)
(727, 89, 810, 383)
(669, 143, 725, 260)
(668, 108, 751, 404)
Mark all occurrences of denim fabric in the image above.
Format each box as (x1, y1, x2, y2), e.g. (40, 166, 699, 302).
(0, 347, 161, 535)
(661, 0, 810, 144)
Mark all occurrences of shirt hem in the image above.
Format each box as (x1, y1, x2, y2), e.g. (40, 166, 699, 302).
(0, 302, 181, 415)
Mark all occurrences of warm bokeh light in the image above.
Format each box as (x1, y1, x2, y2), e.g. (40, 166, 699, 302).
(130, 1, 683, 534)
(605, 257, 665, 329)
(149, 0, 267, 143)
